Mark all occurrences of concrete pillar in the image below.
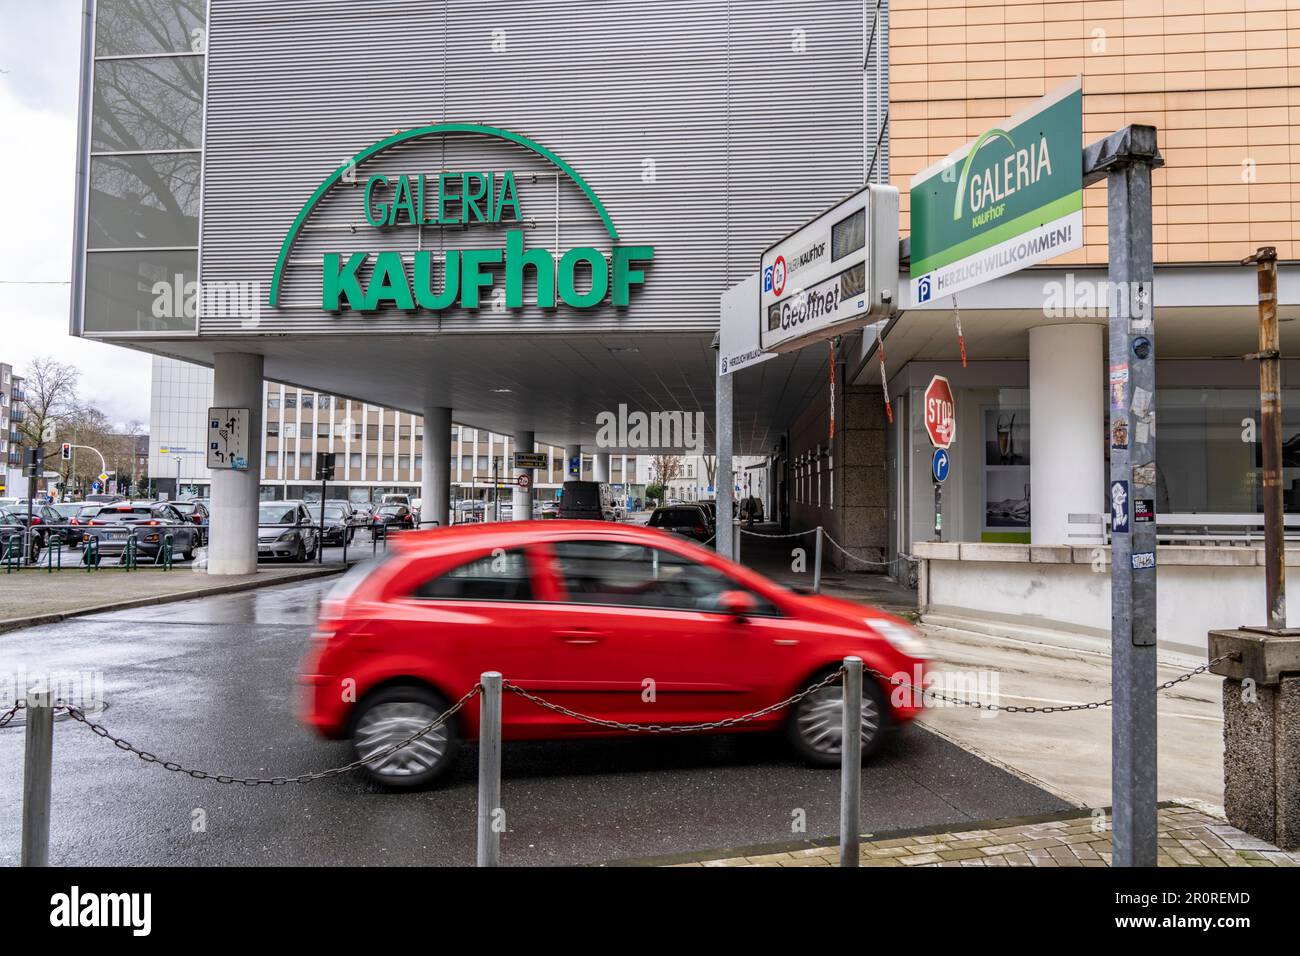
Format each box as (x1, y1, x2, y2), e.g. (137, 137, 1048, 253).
(421, 404, 451, 527)
(716, 362, 733, 559)
(208, 352, 263, 575)
(1210, 629, 1300, 850)
(593, 452, 610, 483)
(564, 443, 582, 482)
(513, 430, 534, 519)
(1029, 323, 1104, 544)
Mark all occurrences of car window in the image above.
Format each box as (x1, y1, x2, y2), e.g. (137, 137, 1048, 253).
(414, 548, 533, 602)
(549, 540, 776, 614)
(259, 505, 297, 524)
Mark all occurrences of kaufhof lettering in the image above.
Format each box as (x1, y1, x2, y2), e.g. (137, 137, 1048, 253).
(323, 168, 654, 312)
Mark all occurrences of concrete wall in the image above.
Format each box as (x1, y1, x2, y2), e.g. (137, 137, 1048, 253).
(916, 541, 1300, 656)
(787, 376, 889, 570)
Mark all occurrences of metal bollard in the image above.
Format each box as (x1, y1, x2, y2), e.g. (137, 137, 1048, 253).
(813, 526, 823, 594)
(477, 671, 503, 867)
(733, 522, 741, 564)
(839, 657, 863, 867)
(21, 686, 53, 867)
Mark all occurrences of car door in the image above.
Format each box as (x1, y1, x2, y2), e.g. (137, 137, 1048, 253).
(519, 537, 787, 730)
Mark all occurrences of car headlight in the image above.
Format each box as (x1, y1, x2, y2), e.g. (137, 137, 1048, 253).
(870, 620, 929, 659)
(277, 530, 297, 542)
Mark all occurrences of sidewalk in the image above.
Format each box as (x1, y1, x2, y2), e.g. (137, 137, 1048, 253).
(656, 805, 1300, 867)
(0, 563, 347, 633)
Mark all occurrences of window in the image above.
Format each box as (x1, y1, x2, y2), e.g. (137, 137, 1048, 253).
(548, 540, 773, 614)
(318, 395, 331, 409)
(349, 452, 361, 469)
(317, 422, 330, 437)
(366, 455, 377, 470)
(302, 394, 314, 409)
(414, 549, 533, 601)
(398, 455, 410, 471)
(415, 455, 422, 470)
(267, 396, 280, 409)
(283, 422, 297, 439)
(266, 421, 279, 437)
(265, 451, 279, 467)
(382, 455, 395, 470)
(300, 453, 312, 469)
(383, 425, 395, 442)
(284, 394, 297, 409)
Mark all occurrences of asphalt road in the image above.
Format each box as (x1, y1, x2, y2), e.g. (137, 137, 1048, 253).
(0, 577, 1071, 866)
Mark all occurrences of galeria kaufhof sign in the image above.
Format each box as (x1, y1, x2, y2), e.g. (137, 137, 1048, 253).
(269, 124, 655, 312)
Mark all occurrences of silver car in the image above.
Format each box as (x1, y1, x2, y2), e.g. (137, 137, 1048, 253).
(257, 500, 320, 561)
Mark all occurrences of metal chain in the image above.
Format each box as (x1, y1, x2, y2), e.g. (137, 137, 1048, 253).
(46, 685, 481, 785)
(864, 653, 1237, 714)
(503, 667, 846, 733)
(737, 528, 816, 540)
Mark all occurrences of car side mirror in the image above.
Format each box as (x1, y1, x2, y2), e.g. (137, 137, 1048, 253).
(717, 590, 757, 620)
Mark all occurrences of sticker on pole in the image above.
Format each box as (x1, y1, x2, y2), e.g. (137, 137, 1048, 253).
(924, 375, 956, 449)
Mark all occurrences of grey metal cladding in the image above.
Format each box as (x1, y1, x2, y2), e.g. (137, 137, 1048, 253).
(199, 0, 869, 335)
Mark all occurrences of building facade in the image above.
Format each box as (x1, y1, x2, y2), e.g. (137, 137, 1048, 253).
(150, 357, 647, 505)
(0, 364, 26, 497)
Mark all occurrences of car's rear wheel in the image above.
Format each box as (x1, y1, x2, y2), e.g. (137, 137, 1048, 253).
(351, 686, 458, 789)
(787, 668, 888, 766)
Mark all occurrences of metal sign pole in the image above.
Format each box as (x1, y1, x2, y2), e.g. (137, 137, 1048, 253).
(1092, 125, 1162, 867)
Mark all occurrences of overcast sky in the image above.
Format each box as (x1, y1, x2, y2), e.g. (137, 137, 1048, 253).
(0, 0, 152, 428)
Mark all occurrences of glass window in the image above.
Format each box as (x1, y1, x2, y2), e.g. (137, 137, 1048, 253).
(549, 540, 772, 613)
(398, 455, 410, 471)
(383, 425, 395, 441)
(265, 451, 279, 468)
(318, 396, 331, 409)
(266, 421, 279, 437)
(352, 422, 363, 439)
(302, 394, 315, 409)
(366, 455, 377, 470)
(267, 397, 280, 409)
(349, 452, 361, 469)
(83, 249, 196, 333)
(414, 549, 533, 601)
(367, 424, 378, 440)
(91, 57, 203, 152)
(284, 394, 297, 409)
(382, 455, 395, 470)
(300, 453, 312, 469)
(415, 455, 422, 470)
(88, 153, 200, 248)
(95, 0, 206, 56)
(460, 455, 472, 473)
(316, 422, 330, 437)
(283, 423, 296, 439)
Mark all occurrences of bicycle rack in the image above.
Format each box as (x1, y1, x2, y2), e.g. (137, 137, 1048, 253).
(84, 537, 100, 570)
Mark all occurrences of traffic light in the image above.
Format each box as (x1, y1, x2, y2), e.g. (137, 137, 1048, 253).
(60, 442, 72, 460)
(24, 447, 43, 478)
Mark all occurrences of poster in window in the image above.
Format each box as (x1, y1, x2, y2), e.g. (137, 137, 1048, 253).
(983, 408, 1030, 531)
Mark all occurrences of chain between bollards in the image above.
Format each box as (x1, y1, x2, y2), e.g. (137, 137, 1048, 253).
(21, 686, 53, 867)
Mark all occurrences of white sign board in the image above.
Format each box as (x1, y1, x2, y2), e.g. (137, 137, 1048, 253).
(759, 183, 899, 354)
(718, 274, 776, 376)
(207, 407, 250, 470)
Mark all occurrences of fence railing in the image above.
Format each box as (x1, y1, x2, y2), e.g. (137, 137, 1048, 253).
(6, 652, 1231, 868)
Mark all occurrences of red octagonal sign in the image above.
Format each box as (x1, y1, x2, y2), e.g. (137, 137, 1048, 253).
(924, 375, 956, 449)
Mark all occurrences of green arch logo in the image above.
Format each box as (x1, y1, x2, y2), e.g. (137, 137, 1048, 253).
(952, 127, 1016, 221)
(269, 123, 622, 307)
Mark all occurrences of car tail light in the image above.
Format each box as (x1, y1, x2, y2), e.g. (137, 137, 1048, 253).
(192, 515, 202, 524)
(30, 516, 41, 525)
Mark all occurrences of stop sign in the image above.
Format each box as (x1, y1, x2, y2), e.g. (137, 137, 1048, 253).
(924, 375, 956, 449)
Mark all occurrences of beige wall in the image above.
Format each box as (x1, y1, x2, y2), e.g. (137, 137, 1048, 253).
(891, 0, 1300, 262)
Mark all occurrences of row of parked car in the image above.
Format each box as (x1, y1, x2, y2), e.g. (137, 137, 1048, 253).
(0, 496, 209, 563)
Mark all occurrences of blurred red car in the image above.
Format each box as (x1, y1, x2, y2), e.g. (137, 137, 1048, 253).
(300, 521, 928, 788)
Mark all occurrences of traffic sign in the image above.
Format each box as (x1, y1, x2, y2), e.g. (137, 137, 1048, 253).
(931, 448, 950, 483)
(97, 471, 109, 484)
(516, 473, 532, 489)
(924, 375, 956, 449)
(511, 452, 548, 470)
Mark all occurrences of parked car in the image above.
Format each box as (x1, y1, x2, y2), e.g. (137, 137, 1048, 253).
(170, 500, 210, 545)
(299, 520, 928, 788)
(739, 496, 765, 523)
(557, 480, 616, 521)
(647, 504, 714, 543)
(257, 500, 321, 561)
(371, 503, 417, 535)
(695, 500, 718, 528)
(318, 500, 358, 545)
(83, 494, 124, 504)
(82, 500, 202, 561)
(48, 502, 90, 547)
(0, 507, 43, 562)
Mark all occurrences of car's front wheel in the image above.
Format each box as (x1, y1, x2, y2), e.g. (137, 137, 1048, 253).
(351, 685, 459, 789)
(787, 668, 888, 766)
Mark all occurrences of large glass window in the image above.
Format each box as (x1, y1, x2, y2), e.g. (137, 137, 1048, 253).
(95, 0, 206, 56)
(88, 153, 200, 248)
(83, 249, 196, 333)
(91, 57, 203, 152)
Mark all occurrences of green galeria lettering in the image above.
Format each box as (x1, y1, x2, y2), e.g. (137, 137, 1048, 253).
(322, 232, 653, 312)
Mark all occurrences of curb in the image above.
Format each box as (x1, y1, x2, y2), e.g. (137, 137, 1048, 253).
(598, 801, 1194, 867)
(0, 565, 347, 634)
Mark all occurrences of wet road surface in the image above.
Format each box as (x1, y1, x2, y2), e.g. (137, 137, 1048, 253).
(0, 577, 1071, 866)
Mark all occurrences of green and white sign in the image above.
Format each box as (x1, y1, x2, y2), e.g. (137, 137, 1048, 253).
(270, 124, 654, 313)
(909, 78, 1082, 305)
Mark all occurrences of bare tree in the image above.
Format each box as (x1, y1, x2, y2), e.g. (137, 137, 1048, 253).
(18, 356, 80, 460)
(651, 454, 683, 486)
(702, 455, 717, 488)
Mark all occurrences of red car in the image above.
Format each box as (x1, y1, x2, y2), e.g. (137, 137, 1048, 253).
(300, 521, 929, 788)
